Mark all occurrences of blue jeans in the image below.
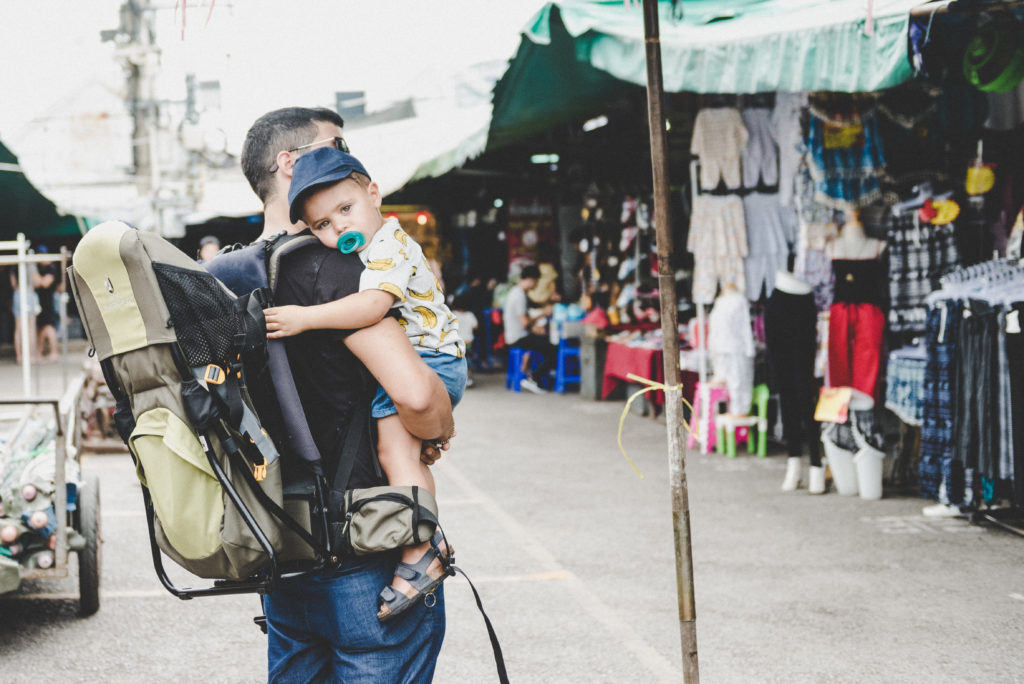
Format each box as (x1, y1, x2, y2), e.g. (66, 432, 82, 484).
(263, 554, 445, 683)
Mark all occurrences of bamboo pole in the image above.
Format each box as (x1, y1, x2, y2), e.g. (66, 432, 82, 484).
(641, 1, 700, 680)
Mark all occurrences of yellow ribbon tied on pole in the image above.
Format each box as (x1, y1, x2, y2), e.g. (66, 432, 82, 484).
(616, 373, 699, 479)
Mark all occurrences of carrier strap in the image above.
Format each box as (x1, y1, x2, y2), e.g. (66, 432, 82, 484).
(450, 564, 510, 684)
(330, 392, 368, 500)
(214, 423, 325, 559)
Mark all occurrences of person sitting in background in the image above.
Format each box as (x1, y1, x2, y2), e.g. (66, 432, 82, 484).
(503, 264, 557, 394)
(197, 235, 221, 262)
(451, 293, 478, 387)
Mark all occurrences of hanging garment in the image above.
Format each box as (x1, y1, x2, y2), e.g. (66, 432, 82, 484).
(828, 302, 885, 396)
(794, 162, 837, 311)
(996, 309, 1015, 485)
(884, 345, 927, 427)
(952, 300, 998, 507)
(741, 108, 779, 189)
(688, 195, 748, 304)
(919, 300, 961, 500)
(773, 92, 808, 207)
(886, 211, 961, 334)
(709, 289, 756, 415)
(691, 108, 749, 191)
(765, 288, 821, 465)
(805, 112, 886, 207)
(742, 193, 796, 301)
(828, 258, 887, 396)
(1006, 303, 1024, 506)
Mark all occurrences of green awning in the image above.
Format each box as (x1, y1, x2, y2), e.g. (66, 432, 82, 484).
(530, 0, 923, 93)
(0, 142, 89, 241)
(491, 0, 926, 147)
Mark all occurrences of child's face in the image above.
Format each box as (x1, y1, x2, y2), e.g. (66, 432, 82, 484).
(303, 176, 384, 252)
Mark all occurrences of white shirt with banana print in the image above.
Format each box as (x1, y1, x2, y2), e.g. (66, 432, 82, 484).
(359, 218, 465, 359)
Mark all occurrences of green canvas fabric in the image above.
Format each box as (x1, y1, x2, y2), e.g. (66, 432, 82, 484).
(491, 0, 924, 147)
(69, 221, 298, 582)
(131, 407, 224, 560)
(525, 0, 922, 93)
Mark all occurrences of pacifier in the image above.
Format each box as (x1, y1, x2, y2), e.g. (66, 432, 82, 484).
(337, 232, 365, 254)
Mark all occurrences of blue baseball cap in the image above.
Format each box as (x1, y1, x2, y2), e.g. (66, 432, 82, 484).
(288, 146, 371, 224)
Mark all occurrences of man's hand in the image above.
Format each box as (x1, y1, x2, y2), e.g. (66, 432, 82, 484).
(265, 305, 312, 338)
(420, 430, 455, 465)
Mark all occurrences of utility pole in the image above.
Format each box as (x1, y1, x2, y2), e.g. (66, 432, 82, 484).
(103, 0, 167, 234)
(641, 0, 700, 680)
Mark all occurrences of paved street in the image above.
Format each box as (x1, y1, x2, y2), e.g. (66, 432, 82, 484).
(1, 351, 1023, 683)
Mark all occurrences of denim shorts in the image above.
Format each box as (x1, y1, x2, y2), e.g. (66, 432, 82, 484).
(12, 291, 40, 318)
(371, 349, 468, 419)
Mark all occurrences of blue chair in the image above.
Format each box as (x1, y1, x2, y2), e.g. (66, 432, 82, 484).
(505, 347, 545, 392)
(553, 320, 583, 394)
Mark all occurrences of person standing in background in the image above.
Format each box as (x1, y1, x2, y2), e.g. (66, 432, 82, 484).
(34, 246, 60, 363)
(9, 261, 41, 364)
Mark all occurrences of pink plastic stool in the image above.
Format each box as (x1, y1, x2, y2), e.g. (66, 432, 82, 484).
(687, 382, 729, 453)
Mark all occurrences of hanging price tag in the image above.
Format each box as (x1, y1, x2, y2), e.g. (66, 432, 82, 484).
(1007, 310, 1021, 334)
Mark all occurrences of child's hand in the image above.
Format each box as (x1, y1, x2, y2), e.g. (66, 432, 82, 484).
(420, 431, 454, 466)
(265, 305, 311, 338)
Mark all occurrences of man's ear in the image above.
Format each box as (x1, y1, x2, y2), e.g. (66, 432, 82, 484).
(277, 150, 295, 177)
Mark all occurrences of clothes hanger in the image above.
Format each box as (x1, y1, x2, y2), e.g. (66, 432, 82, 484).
(891, 181, 934, 213)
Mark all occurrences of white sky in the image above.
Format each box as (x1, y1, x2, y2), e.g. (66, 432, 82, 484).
(0, 0, 544, 152)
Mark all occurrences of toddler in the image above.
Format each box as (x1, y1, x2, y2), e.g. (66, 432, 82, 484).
(264, 146, 466, 623)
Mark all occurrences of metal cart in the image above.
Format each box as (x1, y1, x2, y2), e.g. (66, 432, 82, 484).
(0, 376, 99, 616)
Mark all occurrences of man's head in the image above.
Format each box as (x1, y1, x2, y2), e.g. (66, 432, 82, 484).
(288, 147, 383, 252)
(197, 235, 221, 262)
(518, 264, 541, 290)
(241, 107, 346, 205)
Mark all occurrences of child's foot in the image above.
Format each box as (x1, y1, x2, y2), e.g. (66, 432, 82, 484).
(376, 530, 453, 623)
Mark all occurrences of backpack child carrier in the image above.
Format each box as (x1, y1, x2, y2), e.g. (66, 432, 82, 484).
(68, 221, 329, 595)
(69, 222, 508, 681)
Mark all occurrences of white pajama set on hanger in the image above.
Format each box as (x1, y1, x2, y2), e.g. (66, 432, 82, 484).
(689, 108, 750, 304)
(708, 289, 756, 414)
(742, 192, 798, 300)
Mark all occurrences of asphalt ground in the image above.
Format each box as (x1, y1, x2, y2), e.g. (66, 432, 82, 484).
(1, 350, 1023, 683)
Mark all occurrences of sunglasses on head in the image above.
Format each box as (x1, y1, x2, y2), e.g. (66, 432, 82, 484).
(290, 136, 349, 154)
(269, 136, 350, 173)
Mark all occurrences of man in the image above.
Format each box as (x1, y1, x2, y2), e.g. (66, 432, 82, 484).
(234, 107, 454, 682)
(503, 264, 557, 393)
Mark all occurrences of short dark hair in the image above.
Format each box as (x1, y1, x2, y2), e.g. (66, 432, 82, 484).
(241, 107, 345, 203)
(521, 265, 541, 280)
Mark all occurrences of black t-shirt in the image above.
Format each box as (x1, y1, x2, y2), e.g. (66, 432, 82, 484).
(36, 262, 60, 325)
(274, 244, 385, 490)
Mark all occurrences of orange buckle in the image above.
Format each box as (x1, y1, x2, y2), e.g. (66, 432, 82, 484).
(204, 365, 226, 385)
(253, 458, 267, 482)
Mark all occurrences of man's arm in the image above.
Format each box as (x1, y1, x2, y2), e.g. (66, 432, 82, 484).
(344, 316, 454, 442)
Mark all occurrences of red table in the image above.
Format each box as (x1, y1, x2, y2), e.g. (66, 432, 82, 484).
(601, 341, 697, 407)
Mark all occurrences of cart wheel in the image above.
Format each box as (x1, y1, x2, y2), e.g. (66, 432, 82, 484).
(77, 474, 101, 616)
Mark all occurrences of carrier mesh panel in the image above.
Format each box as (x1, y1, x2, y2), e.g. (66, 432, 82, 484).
(153, 263, 236, 366)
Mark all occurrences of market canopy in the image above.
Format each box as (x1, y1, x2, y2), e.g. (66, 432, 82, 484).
(0, 142, 88, 241)
(490, 0, 928, 146)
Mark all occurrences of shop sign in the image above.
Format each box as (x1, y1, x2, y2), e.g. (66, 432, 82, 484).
(506, 199, 555, 268)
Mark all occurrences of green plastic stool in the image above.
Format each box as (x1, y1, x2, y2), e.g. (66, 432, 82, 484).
(717, 383, 770, 458)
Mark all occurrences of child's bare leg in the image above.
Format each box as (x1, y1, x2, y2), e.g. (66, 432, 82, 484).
(376, 415, 450, 609)
(377, 413, 436, 495)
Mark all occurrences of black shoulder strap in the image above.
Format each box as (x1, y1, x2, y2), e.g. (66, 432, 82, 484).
(265, 231, 319, 295)
(331, 386, 370, 496)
